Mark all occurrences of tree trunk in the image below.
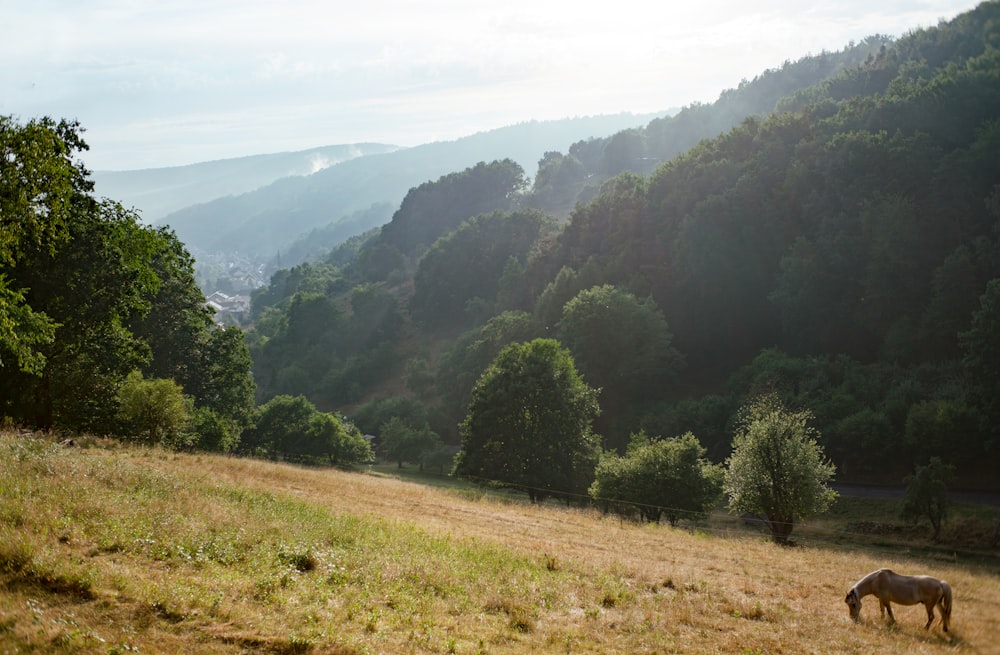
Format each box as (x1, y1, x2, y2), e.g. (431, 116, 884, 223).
(768, 515, 795, 546)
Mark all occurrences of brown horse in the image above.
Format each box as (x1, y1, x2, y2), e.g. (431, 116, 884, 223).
(845, 568, 952, 632)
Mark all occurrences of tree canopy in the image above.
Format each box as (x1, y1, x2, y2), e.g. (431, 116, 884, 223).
(724, 394, 838, 544)
(0, 115, 256, 448)
(455, 338, 601, 502)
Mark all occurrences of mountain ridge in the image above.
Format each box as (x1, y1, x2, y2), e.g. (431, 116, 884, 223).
(90, 142, 400, 222)
(153, 113, 671, 258)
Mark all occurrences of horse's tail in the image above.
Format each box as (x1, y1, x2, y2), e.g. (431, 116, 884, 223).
(940, 581, 953, 631)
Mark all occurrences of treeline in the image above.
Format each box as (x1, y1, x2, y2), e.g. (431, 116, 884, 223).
(0, 117, 371, 465)
(248, 2, 1000, 487)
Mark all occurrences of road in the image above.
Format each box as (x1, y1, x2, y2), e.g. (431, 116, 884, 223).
(833, 483, 1000, 508)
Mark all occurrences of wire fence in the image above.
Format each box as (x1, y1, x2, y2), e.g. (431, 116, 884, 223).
(445, 473, 1000, 553)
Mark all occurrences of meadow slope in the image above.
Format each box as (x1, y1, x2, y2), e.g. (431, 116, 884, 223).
(1, 432, 997, 654)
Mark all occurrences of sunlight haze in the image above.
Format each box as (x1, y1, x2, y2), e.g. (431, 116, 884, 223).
(1, 0, 980, 170)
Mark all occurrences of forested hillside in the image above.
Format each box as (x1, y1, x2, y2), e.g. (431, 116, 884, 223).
(159, 113, 669, 260)
(247, 2, 1000, 488)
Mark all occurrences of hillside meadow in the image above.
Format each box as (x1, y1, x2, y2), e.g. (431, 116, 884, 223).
(1, 431, 998, 655)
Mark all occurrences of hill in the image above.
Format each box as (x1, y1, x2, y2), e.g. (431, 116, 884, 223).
(90, 143, 399, 223)
(1, 432, 996, 654)
(158, 113, 669, 260)
(245, 1, 1000, 488)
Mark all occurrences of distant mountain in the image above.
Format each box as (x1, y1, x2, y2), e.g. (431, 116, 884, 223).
(91, 143, 399, 222)
(158, 113, 670, 258)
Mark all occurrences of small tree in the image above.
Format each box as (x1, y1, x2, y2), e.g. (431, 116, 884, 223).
(901, 457, 955, 541)
(590, 432, 723, 526)
(308, 412, 372, 466)
(724, 394, 837, 545)
(245, 394, 315, 459)
(116, 371, 191, 446)
(379, 417, 441, 469)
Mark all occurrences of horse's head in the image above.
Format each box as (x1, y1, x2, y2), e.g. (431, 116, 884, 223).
(844, 589, 861, 621)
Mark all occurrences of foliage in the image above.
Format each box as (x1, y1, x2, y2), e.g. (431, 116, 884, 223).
(378, 416, 443, 469)
(724, 394, 837, 544)
(116, 371, 191, 447)
(960, 278, 1000, 448)
(0, 116, 256, 443)
(376, 159, 528, 257)
(455, 338, 600, 503)
(558, 284, 684, 451)
(590, 431, 723, 525)
(242, 394, 368, 464)
(901, 456, 956, 541)
(189, 406, 241, 453)
(0, 116, 89, 374)
(433, 311, 542, 442)
(233, 3, 1000, 488)
(409, 209, 549, 328)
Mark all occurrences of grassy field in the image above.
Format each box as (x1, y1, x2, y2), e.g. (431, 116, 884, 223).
(1, 431, 998, 654)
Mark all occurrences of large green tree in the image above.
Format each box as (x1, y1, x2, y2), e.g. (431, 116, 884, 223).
(558, 284, 684, 451)
(0, 116, 89, 374)
(455, 338, 601, 503)
(724, 394, 837, 545)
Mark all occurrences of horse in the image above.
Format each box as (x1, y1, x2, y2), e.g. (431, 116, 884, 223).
(844, 568, 952, 632)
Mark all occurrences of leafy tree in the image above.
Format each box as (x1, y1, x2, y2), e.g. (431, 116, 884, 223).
(0, 116, 89, 374)
(244, 394, 315, 458)
(347, 283, 403, 351)
(190, 326, 256, 430)
(724, 394, 837, 545)
(590, 432, 723, 526)
(409, 209, 548, 328)
(378, 159, 528, 257)
(379, 417, 442, 469)
(307, 411, 372, 465)
(189, 406, 241, 453)
(558, 285, 684, 451)
(3, 199, 162, 432)
(903, 398, 984, 465)
(434, 311, 541, 441)
(351, 396, 430, 437)
(116, 371, 191, 447)
(901, 456, 955, 541)
(455, 338, 601, 503)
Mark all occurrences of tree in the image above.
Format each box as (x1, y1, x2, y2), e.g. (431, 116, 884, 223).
(901, 457, 955, 541)
(0, 116, 89, 374)
(724, 394, 837, 545)
(116, 371, 191, 448)
(379, 417, 442, 469)
(960, 278, 1000, 450)
(558, 285, 684, 452)
(434, 311, 541, 442)
(455, 338, 601, 503)
(3, 199, 162, 432)
(590, 432, 723, 525)
(409, 209, 547, 327)
(244, 394, 316, 459)
(307, 412, 373, 465)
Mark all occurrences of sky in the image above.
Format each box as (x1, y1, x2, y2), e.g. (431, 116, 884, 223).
(1, 0, 982, 171)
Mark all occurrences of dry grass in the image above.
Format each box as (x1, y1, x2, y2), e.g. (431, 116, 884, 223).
(1, 431, 997, 655)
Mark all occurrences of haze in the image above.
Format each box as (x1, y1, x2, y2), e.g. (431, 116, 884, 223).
(1, 0, 979, 171)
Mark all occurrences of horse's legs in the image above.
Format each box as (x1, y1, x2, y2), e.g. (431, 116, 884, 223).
(883, 602, 895, 624)
(923, 601, 935, 629)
